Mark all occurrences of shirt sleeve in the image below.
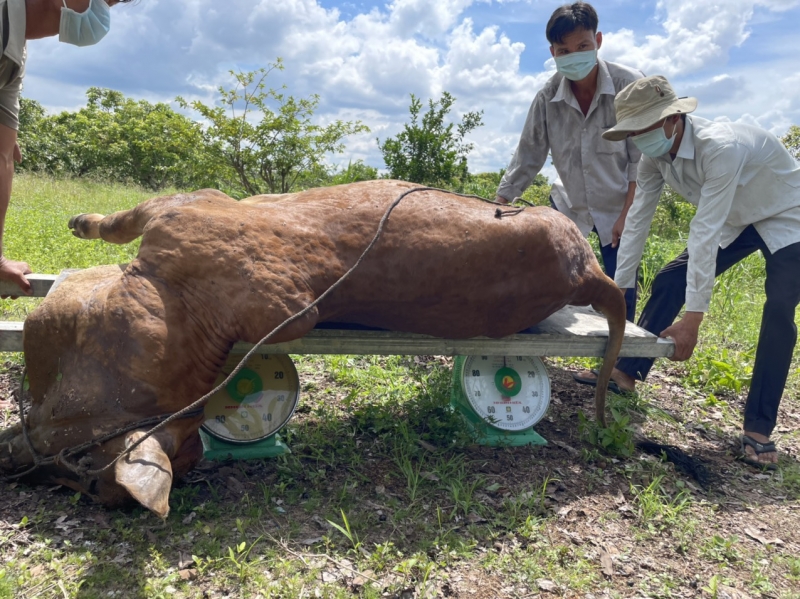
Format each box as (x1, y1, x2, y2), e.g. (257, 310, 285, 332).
(496, 93, 550, 201)
(613, 158, 665, 289)
(684, 143, 748, 312)
(625, 136, 641, 182)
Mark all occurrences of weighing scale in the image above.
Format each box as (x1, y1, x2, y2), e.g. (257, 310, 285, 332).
(451, 355, 550, 446)
(200, 353, 300, 460)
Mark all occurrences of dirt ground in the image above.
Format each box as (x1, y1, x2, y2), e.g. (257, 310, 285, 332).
(1, 358, 799, 599)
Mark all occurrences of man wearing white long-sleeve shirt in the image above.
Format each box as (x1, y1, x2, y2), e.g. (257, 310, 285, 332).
(495, 1, 644, 322)
(602, 75, 800, 468)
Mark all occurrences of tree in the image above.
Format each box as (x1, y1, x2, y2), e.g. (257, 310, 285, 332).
(377, 91, 483, 190)
(782, 125, 800, 161)
(17, 89, 215, 191)
(179, 60, 370, 196)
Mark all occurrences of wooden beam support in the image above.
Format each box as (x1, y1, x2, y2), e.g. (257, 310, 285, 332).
(0, 274, 58, 298)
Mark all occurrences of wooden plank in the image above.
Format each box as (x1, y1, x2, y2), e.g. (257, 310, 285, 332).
(0, 274, 57, 298)
(0, 321, 23, 352)
(0, 319, 673, 358)
(231, 329, 673, 358)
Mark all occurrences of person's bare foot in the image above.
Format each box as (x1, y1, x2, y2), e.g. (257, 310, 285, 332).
(574, 367, 636, 393)
(742, 431, 778, 466)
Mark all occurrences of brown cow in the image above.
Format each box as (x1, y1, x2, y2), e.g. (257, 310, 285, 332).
(0, 180, 625, 517)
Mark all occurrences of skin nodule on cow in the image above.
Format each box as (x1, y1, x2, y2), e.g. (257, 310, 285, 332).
(0, 180, 626, 517)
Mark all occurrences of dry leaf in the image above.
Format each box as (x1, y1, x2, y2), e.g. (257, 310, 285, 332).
(743, 527, 783, 546)
(301, 537, 324, 545)
(417, 439, 437, 452)
(178, 569, 198, 581)
(600, 551, 614, 577)
(537, 579, 557, 592)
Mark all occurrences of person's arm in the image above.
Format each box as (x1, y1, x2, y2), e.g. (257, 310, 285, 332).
(662, 143, 747, 360)
(611, 181, 637, 247)
(0, 122, 31, 294)
(611, 130, 644, 247)
(496, 94, 550, 203)
(613, 158, 664, 290)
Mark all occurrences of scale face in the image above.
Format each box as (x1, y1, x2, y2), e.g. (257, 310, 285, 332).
(202, 353, 300, 444)
(460, 355, 550, 431)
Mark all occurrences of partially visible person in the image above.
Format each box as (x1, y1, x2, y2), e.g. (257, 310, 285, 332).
(602, 75, 800, 469)
(496, 1, 643, 322)
(0, 0, 132, 293)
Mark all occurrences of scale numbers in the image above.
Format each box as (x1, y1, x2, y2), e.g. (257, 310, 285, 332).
(202, 353, 299, 443)
(460, 355, 550, 431)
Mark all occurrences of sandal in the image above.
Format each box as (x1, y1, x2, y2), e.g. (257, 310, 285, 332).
(738, 434, 778, 471)
(572, 368, 622, 394)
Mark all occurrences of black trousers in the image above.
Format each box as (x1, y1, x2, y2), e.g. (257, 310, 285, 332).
(597, 236, 637, 323)
(548, 197, 637, 322)
(617, 225, 800, 437)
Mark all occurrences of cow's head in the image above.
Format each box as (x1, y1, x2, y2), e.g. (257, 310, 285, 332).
(0, 265, 207, 517)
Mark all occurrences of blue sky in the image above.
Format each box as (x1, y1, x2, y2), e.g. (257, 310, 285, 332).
(21, 0, 800, 177)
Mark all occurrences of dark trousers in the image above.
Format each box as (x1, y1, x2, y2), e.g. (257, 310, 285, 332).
(597, 237, 637, 323)
(617, 225, 800, 437)
(548, 197, 636, 322)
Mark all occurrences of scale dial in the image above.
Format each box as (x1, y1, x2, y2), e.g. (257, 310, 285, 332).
(460, 355, 550, 431)
(202, 353, 299, 443)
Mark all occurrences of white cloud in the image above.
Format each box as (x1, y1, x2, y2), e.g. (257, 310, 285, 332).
(20, 0, 800, 176)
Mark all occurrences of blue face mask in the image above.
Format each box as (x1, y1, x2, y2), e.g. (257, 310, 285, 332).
(632, 121, 677, 158)
(554, 49, 597, 81)
(59, 0, 111, 47)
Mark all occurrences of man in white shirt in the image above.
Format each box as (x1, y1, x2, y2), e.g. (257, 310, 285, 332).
(0, 0, 130, 294)
(602, 75, 800, 468)
(496, 1, 644, 322)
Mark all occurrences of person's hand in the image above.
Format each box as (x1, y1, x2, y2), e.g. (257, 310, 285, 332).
(611, 212, 627, 247)
(0, 256, 32, 297)
(660, 312, 703, 361)
(12, 142, 21, 164)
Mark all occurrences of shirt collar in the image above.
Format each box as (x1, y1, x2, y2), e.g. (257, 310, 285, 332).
(675, 116, 695, 160)
(4, 0, 27, 66)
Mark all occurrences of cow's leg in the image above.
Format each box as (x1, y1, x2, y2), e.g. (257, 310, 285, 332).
(69, 189, 235, 244)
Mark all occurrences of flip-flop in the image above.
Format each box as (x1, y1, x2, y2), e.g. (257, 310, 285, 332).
(572, 368, 622, 395)
(738, 434, 778, 471)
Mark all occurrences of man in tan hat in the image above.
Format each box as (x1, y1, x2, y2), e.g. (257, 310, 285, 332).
(597, 74, 800, 468)
(496, 2, 644, 323)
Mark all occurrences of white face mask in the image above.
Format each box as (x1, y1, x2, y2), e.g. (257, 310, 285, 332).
(59, 0, 111, 47)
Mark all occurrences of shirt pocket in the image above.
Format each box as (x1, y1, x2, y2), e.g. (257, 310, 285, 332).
(596, 135, 626, 154)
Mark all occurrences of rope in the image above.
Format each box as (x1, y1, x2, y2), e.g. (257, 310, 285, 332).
(5, 186, 524, 481)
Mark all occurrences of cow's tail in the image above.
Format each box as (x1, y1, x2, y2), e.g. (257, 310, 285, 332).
(68, 189, 233, 244)
(590, 275, 627, 427)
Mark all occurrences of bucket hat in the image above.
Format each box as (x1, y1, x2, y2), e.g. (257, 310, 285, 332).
(602, 75, 697, 141)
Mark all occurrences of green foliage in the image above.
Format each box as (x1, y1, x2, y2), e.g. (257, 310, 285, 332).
(18, 90, 214, 191)
(578, 406, 635, 457)
(462, 170, 550, 203)
(378, 91, 483, 190)
(782, 124, 800, 161)
(682, 347, 753, 393)
(179, 60, 369, 197)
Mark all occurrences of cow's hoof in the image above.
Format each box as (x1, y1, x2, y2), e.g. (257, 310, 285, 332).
(68, 213, 105, 239)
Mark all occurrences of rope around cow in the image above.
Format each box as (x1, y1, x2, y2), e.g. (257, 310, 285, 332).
(5, 187, 528, 483)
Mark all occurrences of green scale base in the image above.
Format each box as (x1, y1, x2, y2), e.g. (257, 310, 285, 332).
(450, 356, 547, 447)
(199, 429, 291, 461)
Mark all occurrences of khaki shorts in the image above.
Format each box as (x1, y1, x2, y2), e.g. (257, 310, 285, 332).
(0, 52, 23, 131)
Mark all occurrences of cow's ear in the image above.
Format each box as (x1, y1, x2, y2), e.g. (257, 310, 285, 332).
(115, 431, 173, 519)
